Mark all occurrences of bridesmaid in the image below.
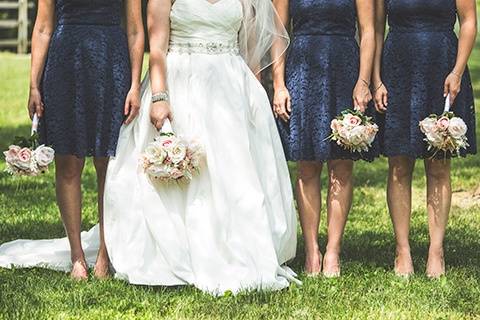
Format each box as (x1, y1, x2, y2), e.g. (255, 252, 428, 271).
(27, 0, 144, 279)
(273, 0, 377, 276)
(373, 0, 477, 277)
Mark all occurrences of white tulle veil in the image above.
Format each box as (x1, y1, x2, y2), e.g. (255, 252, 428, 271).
(236, 0, 290, 73)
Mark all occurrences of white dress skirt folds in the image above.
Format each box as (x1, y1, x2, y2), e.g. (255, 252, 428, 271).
(0, 0, 299, 295)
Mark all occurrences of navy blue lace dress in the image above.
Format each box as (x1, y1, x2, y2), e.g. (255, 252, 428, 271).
(379, 0, 477, 158)
(277, 0, 379, 162)
(39, 0, 131, 157)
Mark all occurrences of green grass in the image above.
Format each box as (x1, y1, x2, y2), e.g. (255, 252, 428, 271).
(1, 43, 480, 319)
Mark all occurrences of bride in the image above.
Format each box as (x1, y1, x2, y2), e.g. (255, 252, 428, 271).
(0, 0, 298, 294)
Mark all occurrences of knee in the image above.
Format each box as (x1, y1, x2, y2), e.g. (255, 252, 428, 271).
(426, 160, 451, 181)
(55, 157, 84, 181)
(56, 165, 82, 181)
(329, 161, 353, 187)
(389, 157, 414, 181)
(93, 158, 109, 177)
(297, 161, 322, 182)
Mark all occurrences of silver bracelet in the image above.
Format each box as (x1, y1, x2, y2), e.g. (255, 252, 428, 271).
(152, 91, 169, 103)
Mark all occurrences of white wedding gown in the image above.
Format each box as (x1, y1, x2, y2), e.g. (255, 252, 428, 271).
(0, 0, 298, 295)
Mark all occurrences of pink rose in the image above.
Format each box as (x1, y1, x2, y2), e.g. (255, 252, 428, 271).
(342, 114, 362, 127)
(436, 117, 450, 131)
(16, 148, 33, 170)
(3, 145, 21, 163)
(170, 168, 184, 180)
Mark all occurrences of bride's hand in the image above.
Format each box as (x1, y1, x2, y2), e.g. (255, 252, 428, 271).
(124, 86, 141, 125)
(150, 101, 173, 130)
(273, 87, 291, 122)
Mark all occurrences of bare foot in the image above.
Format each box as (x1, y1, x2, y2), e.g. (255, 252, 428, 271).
(305, 249, 322, 276)
(323, 250, 341, 278)
(426, 249, 445, 279)
(71, 260, 88, 280)
(394, 249, 414, 277)
(94, 248, 111, 279)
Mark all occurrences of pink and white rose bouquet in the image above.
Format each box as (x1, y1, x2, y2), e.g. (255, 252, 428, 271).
(141, 131, 204, 182)
(419, 112, 468, 157)
(3, 116, 55, 176)
(419, 95, 469, 157)
(328, 109, 379, 153)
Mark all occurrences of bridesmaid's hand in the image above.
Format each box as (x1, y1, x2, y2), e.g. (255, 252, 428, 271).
(373, 82, 388, 113)
(352, 80, 372, 113)
(27, 87, 44, 120)
(150, 101, 172, 130)
(444, 72, 462, 105)
(124, 87, 141, 125)
(273, 87, 291, 122)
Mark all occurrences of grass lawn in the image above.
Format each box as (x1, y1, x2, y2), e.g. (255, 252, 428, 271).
(1, 40, 480, 320)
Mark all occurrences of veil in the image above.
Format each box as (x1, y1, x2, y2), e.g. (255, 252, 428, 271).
(237, 0, 290, 74)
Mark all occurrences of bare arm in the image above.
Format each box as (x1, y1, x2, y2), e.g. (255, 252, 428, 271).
(148, 0, 173, 130)
(123, 0, 145, 125)
(444, 0, 477, 103)
(372, 0, 388, 112)
(271, 0, 291, 122)
(28, 0, 55, 119)
(353, 0, 375, 112)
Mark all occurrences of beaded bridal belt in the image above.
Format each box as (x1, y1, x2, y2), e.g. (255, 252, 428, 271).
(168, 41, 240, 55)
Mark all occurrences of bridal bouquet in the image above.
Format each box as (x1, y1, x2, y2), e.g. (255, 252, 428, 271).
(141, 121, 204, 182)
(328, 109, 378, 153)
(3, 115, 55, 176)
(419, 95, 468, 157)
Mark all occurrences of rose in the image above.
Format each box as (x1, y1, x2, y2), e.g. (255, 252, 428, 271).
(147, 164, 172, 179)
(170, 168, 184, 180)
(448, 117, 467, 139)
(362, 125, 378, 145)
(145, 143, 167, 165)
(419, 117, 437, 134)
(349, 126, 365, 146)
(436, 116, 450, 131)
(330, 119, 341, 132)
(16, 147, 34, 170)
(3, 145, 21, 163)
(168, 141, 187, 164)
(34, 145, 55, 167)
(343, 114, 362, 127)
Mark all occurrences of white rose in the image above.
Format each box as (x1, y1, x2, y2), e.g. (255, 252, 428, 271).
(419, 117, 437, 135)
(145, 143, 167, 164)
(167, 141, 187, 164)
(147, 164, 172, 179)
(448, 117, 467, 139)
(349, 126, 365, 146)
(34, 145, 55, 167)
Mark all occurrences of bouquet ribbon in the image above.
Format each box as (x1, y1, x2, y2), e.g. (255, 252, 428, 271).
(161, 118, 174, 134)
(444, 94, 451, 113)
(31, 114, 39, 135)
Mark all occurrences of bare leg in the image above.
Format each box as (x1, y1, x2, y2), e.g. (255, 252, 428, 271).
(93, 157, 110, 279)
(387, 156, 415, 276)
(296, 161, 323, 275)
(55, 155, 87, 280)
(323, 160, 354, 277)
(424, 159, 451, 278)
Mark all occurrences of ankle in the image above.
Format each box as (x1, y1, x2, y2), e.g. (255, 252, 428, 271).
(428, 246, 444, 257)
(325, 244, 341, 257)
(395, 245, 411, 256)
